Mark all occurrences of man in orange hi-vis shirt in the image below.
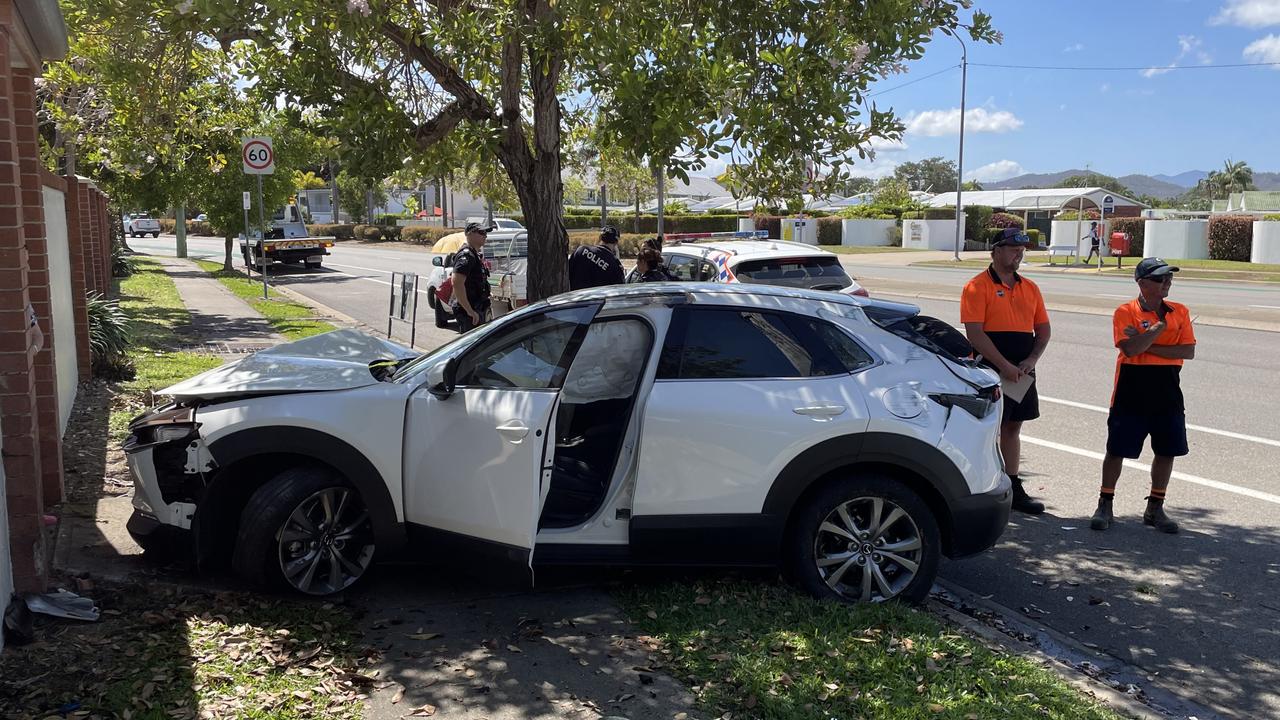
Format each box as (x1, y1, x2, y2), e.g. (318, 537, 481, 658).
(1090, 257, 1196, 534)
(961, 228, 1052, 515)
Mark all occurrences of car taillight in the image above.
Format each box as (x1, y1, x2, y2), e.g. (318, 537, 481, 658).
(851, 287, 869, 297)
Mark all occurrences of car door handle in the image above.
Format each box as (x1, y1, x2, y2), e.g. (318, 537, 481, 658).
(793, 404, 846, 418)
(495, 421, 530, 442)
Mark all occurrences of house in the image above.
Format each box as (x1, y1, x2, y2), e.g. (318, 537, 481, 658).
(1, 0, 112, 649)
(1223, 191, 1280, 214)
(927, 187, 1146, 241)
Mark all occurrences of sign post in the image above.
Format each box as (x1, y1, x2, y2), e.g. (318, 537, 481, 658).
(242, 191, 251, 275)
(1100, 194, 1114, 272)
(242, 137, 275, 298)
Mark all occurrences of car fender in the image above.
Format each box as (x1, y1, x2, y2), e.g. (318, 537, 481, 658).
(206, 426, 406, 552)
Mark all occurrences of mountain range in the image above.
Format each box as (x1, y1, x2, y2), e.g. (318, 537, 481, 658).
(986, 169, 1280, 199)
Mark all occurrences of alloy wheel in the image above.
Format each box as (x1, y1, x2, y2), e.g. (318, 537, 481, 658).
(276, 487, 374, 595)
(812, 496, 924, 602)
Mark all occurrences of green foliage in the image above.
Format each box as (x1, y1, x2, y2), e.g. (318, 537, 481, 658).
(1056, 208, 1101, 221)
(987, 212, 1024, 229)
(1264, 214, 1280, 221)
(111, 244, 137, 278)
(307, 224, 357, 240)
(1108, 217, 1146, 257)
(567, 231, 649, 258)
(872, 178, 912, 207)
(292, 170, 329, 191)
(903, 207, 960, 221)
(663, 200, 690, 215)
(336, 171, 389, 224)
(86, 291, 133, 379)
(816, 217, 843, 245)
(1208, 216, 1255, 261)
(964, 205, 993, 241)
(1219, 159, 1254, 194)
(401, 226, 464, 245)
(837, 204, 913, 220)
(353, 224, 391, 242)
(893, 157, 958, 193)
(558, 213, 739, 234)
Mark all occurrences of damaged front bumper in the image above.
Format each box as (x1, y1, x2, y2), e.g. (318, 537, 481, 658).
(122, 404, 217, 541)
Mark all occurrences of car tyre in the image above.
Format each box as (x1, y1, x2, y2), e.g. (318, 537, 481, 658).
(152, 232, 160, 238)
(426, 287, 437, 309)
(232, 466, 376, 596)
(304, 260, 321, 269)
(434, 298, 451, 328)
(787, 474, 939, 604)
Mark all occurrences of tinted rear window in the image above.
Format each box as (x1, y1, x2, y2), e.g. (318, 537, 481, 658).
(733, 256, 851, 291)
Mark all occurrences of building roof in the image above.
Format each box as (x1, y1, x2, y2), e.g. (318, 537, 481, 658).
(1225, 191, 1280, 213)
(927, 187, 1145, 211)
(674, 175, 729, 199)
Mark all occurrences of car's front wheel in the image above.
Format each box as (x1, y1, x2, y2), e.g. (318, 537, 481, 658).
(232, 467, 376, 595)
(788, 474, 940, 604)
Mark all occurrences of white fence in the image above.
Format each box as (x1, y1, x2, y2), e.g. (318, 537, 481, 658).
(1144, 220, 1209, 260)
(44, 186, 76, 433)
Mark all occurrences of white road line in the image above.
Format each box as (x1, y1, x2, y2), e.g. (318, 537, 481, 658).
(1249, 304, 1280, 310)
(1040, 395, 1280, 449)
(321, 267, 433, 295)
(1096, 293, 1129, 299)
(327, 261, 412, 275)
(1021, 435, 1280, 506)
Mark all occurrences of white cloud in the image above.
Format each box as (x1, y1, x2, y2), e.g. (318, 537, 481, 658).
(1243, 33, 1280, 65)
(1143, 34, 1212, 77)
(868, 136, 909, 153)
(966, 160, 1025, 183)
(1211, 0, 1280, 27)
(904, 107, 1024, 137)
(1063, 43, 1085, 53)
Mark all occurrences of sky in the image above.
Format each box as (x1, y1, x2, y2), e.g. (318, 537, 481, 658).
(707, 0, 1280, 183)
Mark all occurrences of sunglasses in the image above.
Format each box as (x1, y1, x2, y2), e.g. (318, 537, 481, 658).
(1140, 274, 1173, 284)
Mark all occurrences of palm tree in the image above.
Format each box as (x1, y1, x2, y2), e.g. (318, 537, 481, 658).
(1199, 170, 1225, 201)
(1221, 159, 1253, 194)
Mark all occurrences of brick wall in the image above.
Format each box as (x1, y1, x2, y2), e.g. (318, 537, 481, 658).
(0, 29, 46, 592)
(63, 178, 91, 379)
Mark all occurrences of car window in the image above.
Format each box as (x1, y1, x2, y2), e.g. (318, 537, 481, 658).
(666, 254, 698, 281)
(732, 256, 852, 291)
(800, 317, 876, 372)
(657, 307, 852, 380)
(455, 304, 599, 389)
(697, 261, 718, 282)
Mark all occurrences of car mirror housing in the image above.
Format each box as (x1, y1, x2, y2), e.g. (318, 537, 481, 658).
(432, 256, 443, 267)
(427, 357, 458, 399)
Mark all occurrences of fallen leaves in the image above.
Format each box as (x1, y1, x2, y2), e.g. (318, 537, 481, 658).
(402, 703, 436, 717)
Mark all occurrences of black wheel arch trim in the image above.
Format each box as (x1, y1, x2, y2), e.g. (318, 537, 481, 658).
(207, 426, 406, 552)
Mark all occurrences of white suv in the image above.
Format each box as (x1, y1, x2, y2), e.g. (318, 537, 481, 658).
(124, 284, 1009, 602)
(637, 235, 868, 297)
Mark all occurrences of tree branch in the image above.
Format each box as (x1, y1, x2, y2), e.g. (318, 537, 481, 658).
(413, 99, 469, 147)
(378, 19, 494, 121)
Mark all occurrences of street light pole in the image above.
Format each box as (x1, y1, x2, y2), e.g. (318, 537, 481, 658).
(953, 34, 968, 262)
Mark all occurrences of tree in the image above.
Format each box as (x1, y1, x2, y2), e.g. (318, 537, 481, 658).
(893, 157, 958, 192)
(836, 176, 875, 197)
(336, 170, 389, 223)
(196, 0, 994, 299)
(872, 177, 911, 207)
(1060, 173, 1133, 198)
(1220, 159, 1254, 194)
(962, 180, 983, 191)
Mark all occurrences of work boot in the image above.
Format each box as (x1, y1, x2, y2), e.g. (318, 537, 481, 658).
(1090, 495, 1114, 531)
(1010, 477, 1045, 515)
(1143, 497, 1179, 534)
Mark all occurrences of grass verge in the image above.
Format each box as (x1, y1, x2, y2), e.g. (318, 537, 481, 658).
(194, 260, 337, 340)
(618, 579, 1123, 720)
(0, 582, 373, 720)
(912, 255, 1280, 282)
(109, 258, 223, 439)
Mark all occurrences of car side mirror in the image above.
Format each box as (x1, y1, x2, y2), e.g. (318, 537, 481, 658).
(432, 256, 443, 267)
(427, 357, 458, 399)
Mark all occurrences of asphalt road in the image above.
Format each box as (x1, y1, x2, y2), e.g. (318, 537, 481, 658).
(133, 235, 1280, 719)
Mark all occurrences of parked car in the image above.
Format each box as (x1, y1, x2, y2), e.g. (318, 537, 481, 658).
(195, 213, 208, 222)
(425, 230, 524, 328)
(126, 213, 161, 238)
(465, 216, 525, 231)
(634, 232, 869, 297)
(123, 284, 1010, 601)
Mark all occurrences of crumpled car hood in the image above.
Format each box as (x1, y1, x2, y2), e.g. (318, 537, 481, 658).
(160, 329, 418, 401)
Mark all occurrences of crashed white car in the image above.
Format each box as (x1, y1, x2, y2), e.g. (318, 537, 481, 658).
(125, 284, 1010, 601)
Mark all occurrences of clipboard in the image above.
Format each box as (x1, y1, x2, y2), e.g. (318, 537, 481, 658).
(1002, 373, 1035, 404)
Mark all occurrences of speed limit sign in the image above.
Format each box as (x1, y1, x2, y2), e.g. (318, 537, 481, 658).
(242, 137, 275, 175)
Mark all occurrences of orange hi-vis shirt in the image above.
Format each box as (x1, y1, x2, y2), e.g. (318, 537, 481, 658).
(1110, 298, 1196, 412)
(960, 266, 1049, 364)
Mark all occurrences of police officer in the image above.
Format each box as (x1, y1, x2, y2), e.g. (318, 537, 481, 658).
(634, 246, 675, 282)
(961, 227, 1052, 514)
(1090, 258, 1195, 534)
(451, 222, 491, 333)
(568, 225, 625, 290)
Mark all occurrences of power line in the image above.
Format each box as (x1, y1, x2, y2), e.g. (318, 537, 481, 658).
(971, 61, 1280, 71)
(867, 64, 959, 97)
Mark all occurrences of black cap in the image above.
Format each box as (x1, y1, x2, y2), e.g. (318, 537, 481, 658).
(1135, 257, 1180, 281)
(465, 221, 491, 234)
(991, 227, 1032, 247)
(600, 225, 620, 243)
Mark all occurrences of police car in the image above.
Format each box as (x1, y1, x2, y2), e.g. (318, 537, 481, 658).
(634, 231, 869, 297)
(122, 283, 1009, 603)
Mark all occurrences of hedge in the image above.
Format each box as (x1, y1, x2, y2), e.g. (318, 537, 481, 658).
(753, 215, 782, 238)
(568, 231, 649, 258)
(1208, 215, 1254, 261)
(816, 217, 843, 245)
(308, 224, 357, 240)
(988, 212, 1024, 230)
(1264, 214, 1280, 221)
(902, 207, 961, 221)
(981, 228, 1043, 248)
(401, 226, 463, 245)
(1057, 209, 1101, 221)
(558, 213, 740, 234)
(1107, 218, 1145, 257)
(965, 205, 993, 241)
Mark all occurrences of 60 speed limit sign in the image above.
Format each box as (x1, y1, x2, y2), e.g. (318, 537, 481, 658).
(242, 137, 275, 175)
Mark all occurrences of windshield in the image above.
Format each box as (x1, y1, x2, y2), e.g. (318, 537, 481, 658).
(733, 256, 852, 291)
(861, 305, 974, 361)
(390, 299, 550, 383)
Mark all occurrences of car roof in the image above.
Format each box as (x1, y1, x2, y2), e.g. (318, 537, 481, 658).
(665, 240, 837, 264)
(550, 281, 916, 316)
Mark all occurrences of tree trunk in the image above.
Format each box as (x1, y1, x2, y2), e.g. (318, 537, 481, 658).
(224, 235, 235, 272)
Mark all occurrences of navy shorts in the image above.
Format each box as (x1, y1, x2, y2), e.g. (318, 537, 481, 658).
(1106, 409, 1188, 459)
(1002, 381, 1040, 423)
